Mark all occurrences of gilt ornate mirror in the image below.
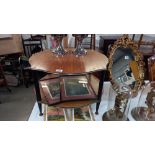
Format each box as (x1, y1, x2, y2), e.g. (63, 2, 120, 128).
(108, 34, 145, 97)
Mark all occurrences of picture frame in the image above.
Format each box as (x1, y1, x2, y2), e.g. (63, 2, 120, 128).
(40, 75, 97, 105)
(40, 78, 60, 105)
(61, 76, 97, 101)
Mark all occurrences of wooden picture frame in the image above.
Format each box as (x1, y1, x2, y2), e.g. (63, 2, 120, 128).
(40, 75, 97, 105)
(40, 78, 60, 105)
(61, 76, 97, 101)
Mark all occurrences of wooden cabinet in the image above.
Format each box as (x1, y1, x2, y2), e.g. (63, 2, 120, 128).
(0, 34, 23, 56)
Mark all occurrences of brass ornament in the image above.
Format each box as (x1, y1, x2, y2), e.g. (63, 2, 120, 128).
(131, 82, 155, 121)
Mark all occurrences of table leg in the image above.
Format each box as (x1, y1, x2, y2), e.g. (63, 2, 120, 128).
(95, 70, 106, 115)
(33, 70, 43, 116)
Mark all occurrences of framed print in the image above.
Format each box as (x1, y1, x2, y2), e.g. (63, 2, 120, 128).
(61, 76, 97, 101)
(40, 78, 60, 105)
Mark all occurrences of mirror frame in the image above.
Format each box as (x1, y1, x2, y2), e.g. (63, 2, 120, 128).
(108, 34, 145, 96)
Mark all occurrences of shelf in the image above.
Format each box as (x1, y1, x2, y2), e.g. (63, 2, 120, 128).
(40, 75, 98, 107)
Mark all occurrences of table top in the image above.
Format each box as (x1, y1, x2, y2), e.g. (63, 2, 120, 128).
(29, 49, 108, 74)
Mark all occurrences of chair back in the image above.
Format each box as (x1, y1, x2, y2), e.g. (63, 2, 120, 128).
(22, 38, 43, 58)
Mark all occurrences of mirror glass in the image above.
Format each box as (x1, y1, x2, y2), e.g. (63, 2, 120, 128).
(112, 47, 137, 88)
(108, 35, 144, 97)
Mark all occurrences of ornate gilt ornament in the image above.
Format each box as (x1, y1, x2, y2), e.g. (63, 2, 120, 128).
(108, 34, 145, 96)
(145, 83, 155, 113)
(131, 81, 155, 121)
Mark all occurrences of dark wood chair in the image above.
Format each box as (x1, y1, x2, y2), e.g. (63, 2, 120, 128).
(148, 55, 155, 81)
(132, 34, 155, 56)
(22, 38, 43, 58)
(31, 35, 46, 40)
(20, 38, 43, 87)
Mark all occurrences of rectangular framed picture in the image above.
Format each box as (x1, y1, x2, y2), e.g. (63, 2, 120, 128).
(61, 76, 97, 101)
(40, 78, 60, 105)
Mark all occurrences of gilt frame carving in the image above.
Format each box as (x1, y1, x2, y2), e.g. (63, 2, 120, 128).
(108, 34, 145, 96)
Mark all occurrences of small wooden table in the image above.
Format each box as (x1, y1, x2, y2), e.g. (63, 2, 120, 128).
(29, 49, 108, 115)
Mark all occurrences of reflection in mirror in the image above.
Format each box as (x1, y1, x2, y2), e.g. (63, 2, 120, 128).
(108, 35, 144, 96)
(112, 47, 135, 87)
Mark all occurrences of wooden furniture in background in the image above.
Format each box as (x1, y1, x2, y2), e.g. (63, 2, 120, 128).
(99, 35, 122, 56)
(29, 49, 108, 115)
(20, 38, 43, 87)
(132, 34, 155, 80)
(0, 64, 11, 92)
(148, 55, 155, 81)
(0, 34, 12, 38)
(31, 35, 46, 40)
(132, 34, 143, 48)
(22, 38, 43, 58)
(98, 35, 122, 81)
(132, 34, 155, 56)
(0, 34, 23, 56)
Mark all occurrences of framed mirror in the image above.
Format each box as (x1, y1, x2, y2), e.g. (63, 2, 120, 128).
(108, 34, 145, 97)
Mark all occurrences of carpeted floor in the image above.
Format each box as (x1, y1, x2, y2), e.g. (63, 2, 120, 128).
(0, 85, 35, 121)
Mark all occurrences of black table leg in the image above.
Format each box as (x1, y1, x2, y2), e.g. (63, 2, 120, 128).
(33, 70, 43, 116)
(95, 70, 106, 115)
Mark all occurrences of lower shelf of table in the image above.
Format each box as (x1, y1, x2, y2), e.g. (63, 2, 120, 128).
(39, 74, 100, 108)
(53, 100, 98, 108)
